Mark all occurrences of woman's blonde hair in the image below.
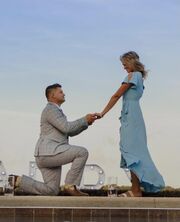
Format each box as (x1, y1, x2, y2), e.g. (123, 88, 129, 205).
(120, 51, 147, 78)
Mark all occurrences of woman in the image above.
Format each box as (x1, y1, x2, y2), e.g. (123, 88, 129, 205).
(96, 51, 165, 197)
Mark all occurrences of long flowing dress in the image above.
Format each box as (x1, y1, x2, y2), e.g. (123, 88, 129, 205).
(119, 71, 165, 192)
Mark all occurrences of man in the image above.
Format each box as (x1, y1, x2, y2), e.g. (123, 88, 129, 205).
(13, 83, 97, 196)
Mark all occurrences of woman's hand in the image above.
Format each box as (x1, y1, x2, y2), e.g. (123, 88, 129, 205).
(95, 112, 104, 119)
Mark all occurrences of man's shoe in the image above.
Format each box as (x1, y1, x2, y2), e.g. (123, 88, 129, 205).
(64, 185, 89, 196)
(8, 174, 20, 189)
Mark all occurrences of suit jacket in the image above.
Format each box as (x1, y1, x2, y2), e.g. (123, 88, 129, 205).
(34, 102, 88, 156)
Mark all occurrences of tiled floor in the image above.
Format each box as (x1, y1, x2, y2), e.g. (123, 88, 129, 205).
(0, 208, 180, 222)
(1, 196, 180, 222)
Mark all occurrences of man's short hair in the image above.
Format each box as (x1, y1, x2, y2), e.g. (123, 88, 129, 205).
(45, 83, 62, 99)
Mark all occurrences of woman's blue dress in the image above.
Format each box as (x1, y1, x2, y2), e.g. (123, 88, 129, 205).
(119, 71, 165, 192)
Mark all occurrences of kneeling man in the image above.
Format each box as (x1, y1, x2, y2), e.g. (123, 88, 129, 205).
(13, 83, 96, 196)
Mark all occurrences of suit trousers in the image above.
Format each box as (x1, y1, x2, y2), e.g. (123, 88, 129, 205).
(19, 145, 89, 195)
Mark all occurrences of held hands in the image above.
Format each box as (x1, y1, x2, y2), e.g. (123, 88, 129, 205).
(94, 113, 103, 119)
(85, 112, 104, 125)
(85, 113, 97, 125)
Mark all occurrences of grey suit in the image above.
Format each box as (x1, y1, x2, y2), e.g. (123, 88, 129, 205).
(19, 102, 89, 195)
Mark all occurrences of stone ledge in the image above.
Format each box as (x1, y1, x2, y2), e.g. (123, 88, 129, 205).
(1, 196, 180, 209)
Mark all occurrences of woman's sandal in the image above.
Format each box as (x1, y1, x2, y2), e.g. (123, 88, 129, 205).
(118, 190, 141, 197)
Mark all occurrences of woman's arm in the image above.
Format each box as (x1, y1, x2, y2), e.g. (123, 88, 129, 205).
(99, 83, 132, 117)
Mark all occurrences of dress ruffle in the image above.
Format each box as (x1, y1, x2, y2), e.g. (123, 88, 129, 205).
(120, 152, 165, 192)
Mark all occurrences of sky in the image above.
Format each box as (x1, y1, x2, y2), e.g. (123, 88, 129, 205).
(0, 0, 180, 188)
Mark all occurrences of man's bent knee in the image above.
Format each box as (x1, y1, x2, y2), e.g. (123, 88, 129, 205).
(80, 147, 89, 158)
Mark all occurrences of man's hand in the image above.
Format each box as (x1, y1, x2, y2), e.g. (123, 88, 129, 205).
(85, 113, 97, 125)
